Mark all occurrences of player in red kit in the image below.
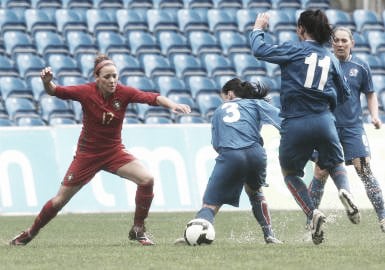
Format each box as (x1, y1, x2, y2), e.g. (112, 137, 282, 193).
(9, 54, 191, 246)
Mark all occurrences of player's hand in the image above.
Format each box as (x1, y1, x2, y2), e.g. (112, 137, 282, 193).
(40, 67, 53, 84)
(172, 104, 191, 114)
(253, 12, 270, 30)
(372, 117, 382, 129)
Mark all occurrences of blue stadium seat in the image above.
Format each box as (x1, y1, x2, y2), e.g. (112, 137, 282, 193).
(31, 0, 62, 9)
(188, 31, 222, 56)
(153, 0, 184, 9)
(242, 0, 271, 9)
(371, 75, 385, 93)
(177, 9, 209, 33)
(167, 93, 199, 112)
(110, 54, 144, 77)
(86, 9, 119, 34)
(55, 9, 88, 35)
(144, 115, 173, 124)
(62, 0, 93, 9)
(96, 32, 129, 56)
(47, 54, 82, 78)
(59, 75, 87, 87)
(170, 53, 206, 78)
(364, 31, 385, 55)
(155, 76, 190, 96)
(186, 76, 219, 98)
(140, 54, 175, 78)
(116, 9, 148, 33)
(354, 53, 385, 76)
(175, 113, 207, 123)
(353, 9, 384, 33)
(196, 92, 222, 118)
(123, 0, 153, 9)
(183, 0, 213, 8)
(207, 9, 238, 33)
(147, 9, 179, 34)
(325, 9, 355, 31)
(264, 61, 281, 77)
(236, 9, 258, 33)
(127, 31, 161, 57)
(0, 76, 33, 101)
(121, 76, 157, 92)
(277, 30, 299, 44)
(230, 53, 267, 77)
(246, 75, 280, 92)
(123, 115, 142, 124)
(0, 9, 27, 32)
(5, 97, 38, 121)
(27, 76, 46, 100)
(15, 53, 46, 80)
(303, 0, 330, 9)
(34, 31, 70, 59)
(201, 53, 236, 78)
(2, 0, 31, 8)
(76, 53, 95, 79)
(39, 95, 75, 122)
(136, 103, 170, 121)
(92, 0, 124, 9)
(272, 0, 301, 9)
(158, 31, 191, 56)
(3, 31, 37, 57)
(49, 116, 78, 125)
(16, 115, 46, 126)
(24, 9, 57, 34)
(0, 118, 13, 126)
(352, 32, 371, 54)
(212, 0, 242, 9)
(65, 31, 98, 58)
(268, 9, 296, 33)
(0, 55, 19, 77)
(217, 31, 250, 56)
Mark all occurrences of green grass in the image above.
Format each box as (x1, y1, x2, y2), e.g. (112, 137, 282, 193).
(1, 210, 385, 270)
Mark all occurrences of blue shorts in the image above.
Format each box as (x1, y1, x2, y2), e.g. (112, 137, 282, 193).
(279, 112, 344, 177)
(337, 126, 370, 164)
(202, 144, 267, 207)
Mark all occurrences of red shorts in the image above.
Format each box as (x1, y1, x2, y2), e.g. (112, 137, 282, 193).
(62, 147, 136, 186)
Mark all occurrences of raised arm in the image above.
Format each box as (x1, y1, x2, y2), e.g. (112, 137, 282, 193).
(40, 67, 57, 96)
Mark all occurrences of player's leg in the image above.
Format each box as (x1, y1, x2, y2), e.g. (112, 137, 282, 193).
(308, 165, 329, 210)
(353, 157, 385, 231)
(116, 159, 155, 245)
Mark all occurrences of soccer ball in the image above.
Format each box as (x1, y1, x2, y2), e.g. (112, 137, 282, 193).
(184, 218, 215, 246)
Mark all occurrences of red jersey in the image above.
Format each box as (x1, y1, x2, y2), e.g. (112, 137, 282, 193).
(55, 82, 159, 153)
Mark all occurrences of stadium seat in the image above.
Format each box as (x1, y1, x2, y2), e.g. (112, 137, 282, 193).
(123, 115, 142, 124)
(62, 0, 93, 10)
(170, 53, 206, 78)
(123, 0, 153, 9)
(0, 76, 33, 101)
(186, 76, 219, 98)
(272, 0, 301, 9)
(27, 76, 46, 100)
(264, 62, 281, 77)
(39, 95, 75, 122)
(116, 9, 148, 33)
(155, 76, 190, 96)
(354, 53, 385, 76)
(15, 53, 46, 80)
(230, 53, 267, 77)
(364, 31, 385, 55)
(207, 9, 238, 33)
(217, 31, 250, 56)
(0, 9, 27, 32)
(158, 31, 191, 56)
(188, 31, 222, 56)
(16, 115, 46, 126)
(0, 118, 13, 126)
(121, 76, 157, 92)
(246, 75, 280, 92)
(3, 31, 37, 57)
(127, 31, 161, 57)
(65, 31, 98, 58)
(110, 54, 144, 78)
(76, 53, 96, 79)
(86, 9, 119, 34)
(196, 92, 222, 118)
(147, 9, 179, 34)
(303, 0, 330, 9)
(144, 115, 173, 124)
(58, 76, 87, 87)
(277, 30, 300, 44)
(167, 92, 199, 112)
(96, 32, 130, 56)
(242, 0, 272, 9)
(0, 55, 19, 77)
(136, 103, 170, 121)
(351, 32, 371, 54)
(236, 9, 258, 33)
(47, 54, 82, 78)
(140, 54, 175, 78)
(177, 9, 209, 33)
(24, 9, 57, 34)
(92, 0, 124, 9)
(325, 9, 355, 31)
(34, 31, 70, 59)
(212, 0, 242, 9)
(267, 9, 296, 33)
(49, 116, 78, 125)
(153, 0, 184, 10)
(2, 0, 31, 9)
(5, 97, 38, 121)
(371, 74, 385, 93)
(353, 9, 384, 33)
(201, 53, 236, 78)
(175, 112, 207, 123)
(55, 9, 88, 35)
(183, 0, 213, 8)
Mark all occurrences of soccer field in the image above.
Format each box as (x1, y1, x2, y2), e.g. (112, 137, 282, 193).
(1, 210, 385, 270)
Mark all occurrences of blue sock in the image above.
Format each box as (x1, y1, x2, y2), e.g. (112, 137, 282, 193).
(249, 191, 273, 237)
(284, 175, 315, 218)
(308, 177, 325, 209)
(328, 164, 350, 191)
(195, 207, 215, 224)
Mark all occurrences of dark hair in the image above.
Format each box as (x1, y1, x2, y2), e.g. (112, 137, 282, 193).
(222, 78, 269, 99)
(297, 9, 332, 44)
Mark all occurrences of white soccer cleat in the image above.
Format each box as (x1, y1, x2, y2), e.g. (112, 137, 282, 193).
(380, 218, 385, 233)
(338, 189, 360, 224)
(264, 235, 283, 244)
(310, 209, 326, 245)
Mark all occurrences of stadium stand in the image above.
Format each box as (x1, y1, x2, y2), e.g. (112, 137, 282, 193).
(170, 53, 206, 78)
(3, 31, 37, 57)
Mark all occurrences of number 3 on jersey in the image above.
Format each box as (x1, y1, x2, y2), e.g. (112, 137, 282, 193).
(304, 53, 330, 91)
(222, 102, 240, 123)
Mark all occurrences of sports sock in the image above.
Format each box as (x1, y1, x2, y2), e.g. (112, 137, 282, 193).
(328, 164, 350, 191)
(249, 191, 273, 237)
(284, 175, 315, 218)
(308, 177, 325, 209)
(134, 184, 154, 227)
(29, 199, 59, 236)
(195, 207, 215, 224)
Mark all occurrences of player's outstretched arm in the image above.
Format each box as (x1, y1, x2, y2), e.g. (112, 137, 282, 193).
(40, 67, 57, 96)
(156, 95, 192, 114)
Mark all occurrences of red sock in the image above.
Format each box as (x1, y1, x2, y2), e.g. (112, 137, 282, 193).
(134, 184, 154, 227)
(29, 199, 59, 236)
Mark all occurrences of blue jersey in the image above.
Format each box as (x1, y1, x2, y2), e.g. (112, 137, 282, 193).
(249, 30, 351, 119)
(211, 98, 281, 152)
(334, 55, 373, 127)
